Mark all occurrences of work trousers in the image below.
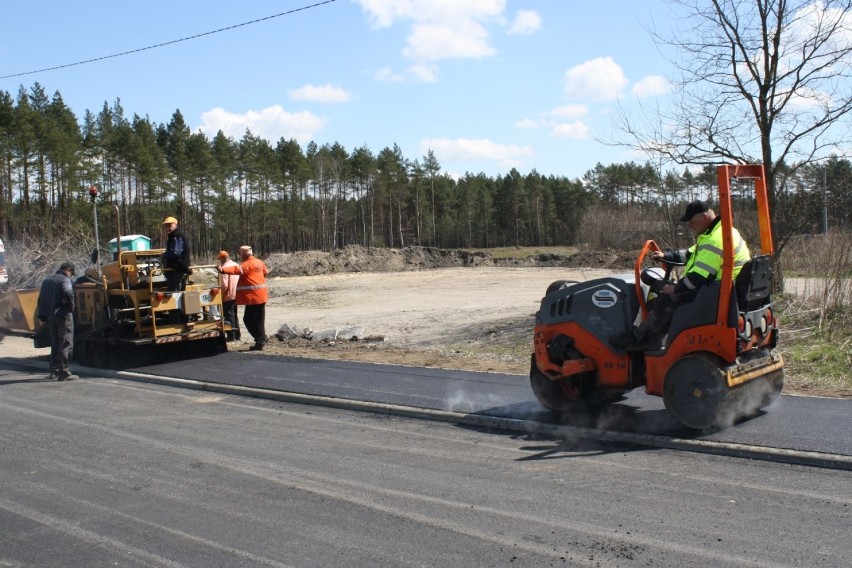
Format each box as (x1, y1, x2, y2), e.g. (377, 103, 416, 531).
(242, 303, 266, 345)
(634, 289, 697, 340)
(165, 271, 185, 292)
(48, 313, 74, 374)
(222, 300, 240, 340)
(635, 294, 677, 340)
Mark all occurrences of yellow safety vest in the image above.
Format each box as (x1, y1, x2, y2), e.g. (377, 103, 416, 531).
(684, 219, 750, 281)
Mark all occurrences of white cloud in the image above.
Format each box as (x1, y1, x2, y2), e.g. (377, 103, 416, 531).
(564, 57, 628, 101)
(373, 67, 406, 82)
(547, 104, 588, 119)
(289, 83, 352, 103)
(420, 137, 533, 167)
(785, 86, 833, 110)
(515, 117, 541, 129)
(403, 20, 495, 61)
(356, 0, 416, 28)
(355, 0, 505, 62)
(516, 105, 587, 131)
(552, 121, 590, 140)
(631, 75, 670, 98)
(356, 0, 505, 29)
(374, 64, 438, 83)
(508, 10, 541, 35)
(197, 106, 327, 144)
(793, 1, 852, 50)
(407, 63, 439, 82)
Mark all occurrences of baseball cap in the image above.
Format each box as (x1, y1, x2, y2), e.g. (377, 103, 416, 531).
(680, 201, 710, 222)
(162, 216, 178, 225)
(217, 250, 229, 260)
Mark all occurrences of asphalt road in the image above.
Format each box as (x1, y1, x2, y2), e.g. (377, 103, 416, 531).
(132, 351, 852, 459)
(1, 367, 850, 567)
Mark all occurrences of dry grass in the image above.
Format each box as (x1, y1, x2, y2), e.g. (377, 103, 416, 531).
(776, 232, 852, 396)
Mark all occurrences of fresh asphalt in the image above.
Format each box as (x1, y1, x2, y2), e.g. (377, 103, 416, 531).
(3, 350, 850, 468)
(135, 351, 852, 459)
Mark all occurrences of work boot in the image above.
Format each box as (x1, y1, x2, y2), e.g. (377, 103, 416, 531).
(249, 343, 264, 351)
(608, 331, 637, 348)
(58, 372, 79, 381)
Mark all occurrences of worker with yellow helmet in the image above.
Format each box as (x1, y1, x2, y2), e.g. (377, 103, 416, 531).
(161, 216, 191, 292)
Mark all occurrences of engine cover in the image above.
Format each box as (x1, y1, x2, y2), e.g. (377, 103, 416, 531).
(536, 274, 639, 342)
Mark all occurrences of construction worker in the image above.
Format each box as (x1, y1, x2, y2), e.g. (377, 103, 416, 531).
(161, 216, 191, 292)
(36, 261, 79, 381)
(610, 200, 751, 351)
(218, 245, 268, 351)
(217, 250, 241, 342)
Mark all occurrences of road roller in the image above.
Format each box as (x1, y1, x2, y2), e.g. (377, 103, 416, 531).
(530, 164, 783, 429)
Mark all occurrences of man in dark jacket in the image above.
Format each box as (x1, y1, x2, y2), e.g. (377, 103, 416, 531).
(36, 261, 78, 381)
(162, 216, 191, 292)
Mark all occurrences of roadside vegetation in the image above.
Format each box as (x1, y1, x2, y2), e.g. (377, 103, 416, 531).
(775, 233, 852, 396)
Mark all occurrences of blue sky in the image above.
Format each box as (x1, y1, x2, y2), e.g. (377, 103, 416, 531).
(0, 0, 677, 180)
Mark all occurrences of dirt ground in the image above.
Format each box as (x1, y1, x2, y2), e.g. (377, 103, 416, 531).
(256, 266, 614, 375)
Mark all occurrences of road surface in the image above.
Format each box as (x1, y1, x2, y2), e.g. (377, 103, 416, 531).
(1, 365, 850, 567)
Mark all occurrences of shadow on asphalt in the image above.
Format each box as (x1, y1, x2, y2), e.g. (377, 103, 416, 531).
(468, 400, 693, 436)
(452, 398, 741, 460)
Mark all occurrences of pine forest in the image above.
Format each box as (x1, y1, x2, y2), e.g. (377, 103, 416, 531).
(1, 84, 849, 258)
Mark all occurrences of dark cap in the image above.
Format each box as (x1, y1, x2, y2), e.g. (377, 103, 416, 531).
(59, 261, 76, 274)
(680, 200, 710, 222)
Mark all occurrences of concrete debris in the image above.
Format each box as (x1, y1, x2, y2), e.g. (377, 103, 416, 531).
(310, 329, 338, 342)
(274, 323, 301, 341)
(337, 326, 365, 341)
(273, 322, 376, 343)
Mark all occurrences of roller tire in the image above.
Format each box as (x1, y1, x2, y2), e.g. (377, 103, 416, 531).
(663, 353, 729, 429)
(529, 355, 622, 412)
(664, 352, 785, 430)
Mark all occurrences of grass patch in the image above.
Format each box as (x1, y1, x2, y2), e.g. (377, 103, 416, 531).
(779, 341, 852, 396)
(776, 296, 852, 397)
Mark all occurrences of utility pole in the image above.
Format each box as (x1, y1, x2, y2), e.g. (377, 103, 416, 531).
(822, 166, 829, 235)
(89, 185, 100, 272)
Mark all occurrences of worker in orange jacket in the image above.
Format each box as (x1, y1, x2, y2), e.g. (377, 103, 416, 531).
(218, 245, 269, 351)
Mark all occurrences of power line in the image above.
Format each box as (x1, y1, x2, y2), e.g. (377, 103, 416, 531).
(0, 0, 337, 80)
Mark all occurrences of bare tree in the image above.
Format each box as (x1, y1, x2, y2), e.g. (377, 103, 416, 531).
(616, 0, 852, 236)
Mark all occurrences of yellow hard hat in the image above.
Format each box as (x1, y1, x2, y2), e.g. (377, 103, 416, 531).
(162, 216, 178, 225)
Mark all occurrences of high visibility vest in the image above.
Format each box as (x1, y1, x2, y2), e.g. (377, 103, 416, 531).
(220, 256, 268, 305)
(684, 218, 750, 281)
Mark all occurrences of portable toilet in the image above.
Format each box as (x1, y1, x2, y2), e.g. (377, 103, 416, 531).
(108, 235, 151, 259)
